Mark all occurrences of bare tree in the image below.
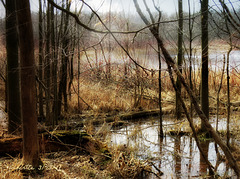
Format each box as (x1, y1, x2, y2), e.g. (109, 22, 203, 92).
(16, 0, 42, 170)
(38, 0, 44, 122)
(45, 1, 51, 124)
(6, 0, 21, 134)
(176, 0, 183, 120)
(200, 0, 209, 133)
(58, 0, 71, 117)
(51, 2, 58, 126)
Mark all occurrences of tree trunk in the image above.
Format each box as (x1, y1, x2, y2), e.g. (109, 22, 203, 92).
(200, 0, 209, 132)
(188, 0, 194, 120)
(176, 0, 183, 120)
(168, 65, 214, 175)
(6, 0, 21, 134)
(158, 44, 163, 137)
(58, 0, 70, 117)
(38, 0, 44, 122)
(51, 3, 58, 126)
(45, 2, 51, 124)
(226, 48, 231, 147)
(16, 0, 42, 169)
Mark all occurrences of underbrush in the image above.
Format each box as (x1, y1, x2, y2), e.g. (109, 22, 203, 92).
(0, 138, 152, 179)
(68, 75, 162, 114)
(65, 65, 240, 118)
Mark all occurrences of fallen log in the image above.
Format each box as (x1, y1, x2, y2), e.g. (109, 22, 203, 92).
(0, 131, 110, 158)
(66, 106, 174, 126)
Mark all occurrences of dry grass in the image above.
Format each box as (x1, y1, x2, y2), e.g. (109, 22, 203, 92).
(0, 143, 151, 179)
(65, 61, 240, 118)
(68, 76, 162, 114)
(108, 146, 151, 179)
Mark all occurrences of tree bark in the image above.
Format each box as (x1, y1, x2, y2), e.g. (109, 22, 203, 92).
(6, 0, 21, 134)
(58, 0, 70, 118)
(38, 0, 44, 122)
(45, 2, 51, 124)
(176, 0, 183, 120)
(200, 0, 209, 132)
(188, 0, 194, 120)
(16, 0, 42, 169)
(226, 48, 231, 147)
(51, 3, 58, 126)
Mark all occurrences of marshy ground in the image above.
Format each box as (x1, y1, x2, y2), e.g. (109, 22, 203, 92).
(0, 43, 240, 178)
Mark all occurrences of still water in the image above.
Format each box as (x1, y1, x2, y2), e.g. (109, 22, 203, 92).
(108, 118, 237, 178)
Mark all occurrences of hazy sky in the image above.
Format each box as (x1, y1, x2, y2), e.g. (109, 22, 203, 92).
(0, 0, 200, 18)
(79, 0, 200, 14)
(0, 0, 239, 18)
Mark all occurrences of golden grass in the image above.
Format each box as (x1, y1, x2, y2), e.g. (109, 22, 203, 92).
(65, 60, 240, 117)
(68, 77, 161, 114)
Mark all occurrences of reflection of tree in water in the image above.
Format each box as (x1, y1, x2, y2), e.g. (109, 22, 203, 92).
(111, 121, 237, 178)
(188, 136, 193, 176)
(174, 136, 182, 177)
(158, 136, 163, 171)
(200, 140, 210, 175)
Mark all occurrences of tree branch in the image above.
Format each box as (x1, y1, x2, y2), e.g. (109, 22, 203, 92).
(143, 0, 155, 24)
(0, 0, 5, 8)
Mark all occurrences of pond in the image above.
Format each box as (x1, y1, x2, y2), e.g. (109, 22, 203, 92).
(145, 50, 240, 71)
(107, 117, 238, 178)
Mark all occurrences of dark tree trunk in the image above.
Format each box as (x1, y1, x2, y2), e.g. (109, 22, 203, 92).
(158, 44, 163, 137)
(6, 0, 21, 134)
(188, 0, 194, 119)
(38, 0, 44, 122)
(200, 0, 209, 132)
(51, 3, 58, 126)
(16, 0, 42, 169)
(226, 48, 231, 147)
(45, 2, 51, 124)
(176, 0, 183, 120)
(58, 0, 70, 117)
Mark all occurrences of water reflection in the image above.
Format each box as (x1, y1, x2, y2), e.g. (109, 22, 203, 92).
(109, 119, 237, 178)
(199, 140, 210, 175)
(174, 135, 181, 177)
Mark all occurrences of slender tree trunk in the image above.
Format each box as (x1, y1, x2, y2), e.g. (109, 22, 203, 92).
(58, 0, 70, 116)
(200, 0, 209, 132)
(222, 0, 233, 147)
(158, 44, 163, 137)
(5, 67, 7, 113)
(45, 2, 51, 124)
(188, 0, 194, 120)
(51, 3, 58, 126)
(176, 0, 183, 120)
(168, 65, 214, 175)
(38, 0, 44, 122)
(77, 33, 81, 113)
(6, 0, 21, 134)
(226, 48, 231, 147)
(216, 56, 225, 132)
(68, 26, 75, 101)
(16, 0, 42, 169)
(107, 0, 112, 82)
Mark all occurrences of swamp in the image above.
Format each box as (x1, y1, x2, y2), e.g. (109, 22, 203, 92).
(0, 0, 240, 178)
